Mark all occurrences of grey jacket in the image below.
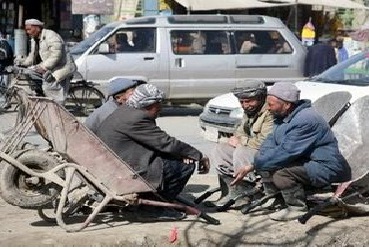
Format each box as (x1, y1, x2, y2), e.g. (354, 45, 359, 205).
(85, 98, 119, 134)
(96, 104, 203, 188)
(22, 28, 76, 82)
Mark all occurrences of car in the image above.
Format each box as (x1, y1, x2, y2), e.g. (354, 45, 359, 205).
(295, 50, 369, 102)
(199, 92, 242, 142)
(70, 14, 307, 104)
(200, 50, 369, 142)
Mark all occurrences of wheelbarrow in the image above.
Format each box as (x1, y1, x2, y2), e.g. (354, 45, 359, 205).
(0, 96, 220, 232)
(299, 94, 369, 223)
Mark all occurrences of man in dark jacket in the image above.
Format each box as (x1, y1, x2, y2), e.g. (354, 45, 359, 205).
(232, 82, 351, 221)
(303, 39, 337, 77)
(96, 83, 209, 202)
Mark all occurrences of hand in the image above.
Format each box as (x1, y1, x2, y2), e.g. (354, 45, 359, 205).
(198, 155, 210, 174)
(231, 165, 254, 186)
(228, 136, 240, 148)
(31, 65, 47, 74)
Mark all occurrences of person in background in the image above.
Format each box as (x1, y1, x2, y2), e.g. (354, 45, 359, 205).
(210, 80, 274, 209)
(336, 36, 349, 63)
(232, 82, 351, 221)
(0, 33, 13, 109)
(303, 38, 337, 77)
(16, 18, 76, 105)
(240, 33, 259, 54)
(85, 77, 144, 134)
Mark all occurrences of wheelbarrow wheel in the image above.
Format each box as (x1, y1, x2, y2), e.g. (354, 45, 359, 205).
(0, 149, 61, 208)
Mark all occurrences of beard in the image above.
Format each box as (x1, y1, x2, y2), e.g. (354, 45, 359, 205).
(244, 107, 258, 116)
(270, 110, 287, 120)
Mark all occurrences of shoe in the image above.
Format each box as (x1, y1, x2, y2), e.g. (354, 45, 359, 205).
(269, 184, 308, 221)
(213, 174, 254, 210)
(138, 206, 187, 221)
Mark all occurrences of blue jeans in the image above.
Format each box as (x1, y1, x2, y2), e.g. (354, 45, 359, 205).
(159, 158, 195, 200)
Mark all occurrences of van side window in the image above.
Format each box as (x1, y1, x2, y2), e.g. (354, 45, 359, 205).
(235, 30, 293, 54)
(170, 30, 231, 55)
(102, 28, 156, 54)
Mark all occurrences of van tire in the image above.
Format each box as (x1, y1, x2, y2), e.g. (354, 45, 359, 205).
(0, 150, 61, 208)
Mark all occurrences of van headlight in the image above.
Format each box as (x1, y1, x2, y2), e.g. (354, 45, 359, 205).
(229, 107, 244, 119)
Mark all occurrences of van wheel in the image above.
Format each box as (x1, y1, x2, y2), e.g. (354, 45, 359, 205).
(0, 150, 61, 208)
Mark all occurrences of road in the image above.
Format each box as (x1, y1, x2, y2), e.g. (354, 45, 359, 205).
(1, 105, 369, 247)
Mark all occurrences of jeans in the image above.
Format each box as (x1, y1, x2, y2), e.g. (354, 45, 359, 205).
(159, 158, 195, 200)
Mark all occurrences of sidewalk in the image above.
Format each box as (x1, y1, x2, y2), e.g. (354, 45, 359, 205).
(0, 174, 368, 246)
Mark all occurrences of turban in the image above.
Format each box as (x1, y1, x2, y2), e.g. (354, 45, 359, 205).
(127, 83, 165, 109)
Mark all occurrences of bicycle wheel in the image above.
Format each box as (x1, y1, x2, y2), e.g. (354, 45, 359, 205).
(66, 85, 105, 116)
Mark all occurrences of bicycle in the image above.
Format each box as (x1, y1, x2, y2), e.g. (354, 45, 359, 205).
(65, 80, 106, 117)
(0, 66, 106, 133)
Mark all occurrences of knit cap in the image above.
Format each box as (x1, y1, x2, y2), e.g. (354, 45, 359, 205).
(107, 77, 138, 96)
(268, 81, 300, 103)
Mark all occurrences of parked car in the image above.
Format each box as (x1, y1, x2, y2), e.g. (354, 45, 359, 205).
(200, 50, 369, 142)
(70, 14, 307, 105)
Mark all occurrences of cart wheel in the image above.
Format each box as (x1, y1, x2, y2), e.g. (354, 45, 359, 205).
(0, 149, 61, 208)
(66, 85, 105, 116)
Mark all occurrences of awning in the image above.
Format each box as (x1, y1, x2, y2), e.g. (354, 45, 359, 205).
(174, 0, 292, 11)
(260, 0, 369, 10)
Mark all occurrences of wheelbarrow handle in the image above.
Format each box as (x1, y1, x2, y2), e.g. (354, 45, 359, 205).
(194, 187, 221, 204)
(199, 212, 221, 225)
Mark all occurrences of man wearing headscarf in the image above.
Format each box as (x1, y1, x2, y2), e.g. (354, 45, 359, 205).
(96, 84, 209, 219)
(17, 18, 76, 105)
(85, 77, 145, 134)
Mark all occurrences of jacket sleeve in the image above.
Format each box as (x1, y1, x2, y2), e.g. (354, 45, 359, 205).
(245, 111, 274, 150)
(254, 120, 321, 171)
(235, 111, 274, 150)
(126, 114, 203, 161)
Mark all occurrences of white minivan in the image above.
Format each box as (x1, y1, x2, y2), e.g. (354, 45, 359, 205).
(70, 15, 307, 105)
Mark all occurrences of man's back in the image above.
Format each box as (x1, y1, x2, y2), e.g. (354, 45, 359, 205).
(304, 42, 337, 77)
(96, 104, 202, 188)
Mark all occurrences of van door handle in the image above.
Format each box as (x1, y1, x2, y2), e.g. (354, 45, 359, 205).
(175, 58, 184, 68)
(143, 57, 154, 61)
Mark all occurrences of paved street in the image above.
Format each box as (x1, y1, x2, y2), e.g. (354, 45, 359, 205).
(1, 104, 369, 246)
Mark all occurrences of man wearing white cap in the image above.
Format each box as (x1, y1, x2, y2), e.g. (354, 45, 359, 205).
(85, 77, 145, 134)
(232, 81, 351, 221)
(17, 18, 76, 105)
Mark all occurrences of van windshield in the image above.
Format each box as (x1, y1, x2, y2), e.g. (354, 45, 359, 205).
(70, 22, 121, 56)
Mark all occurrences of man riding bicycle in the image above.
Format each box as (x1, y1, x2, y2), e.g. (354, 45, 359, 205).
(15, 18, 76, 105)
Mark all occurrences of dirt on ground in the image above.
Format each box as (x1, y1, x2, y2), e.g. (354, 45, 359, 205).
(0, 174, 368, 247)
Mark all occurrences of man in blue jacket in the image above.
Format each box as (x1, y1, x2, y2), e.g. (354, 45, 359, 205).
(232, 82, 351, 221)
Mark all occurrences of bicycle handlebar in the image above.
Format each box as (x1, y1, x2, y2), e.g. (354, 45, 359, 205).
(5, 65, 44, 81)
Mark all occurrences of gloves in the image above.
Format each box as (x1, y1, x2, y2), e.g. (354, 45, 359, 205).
(43, 70, 55, 83)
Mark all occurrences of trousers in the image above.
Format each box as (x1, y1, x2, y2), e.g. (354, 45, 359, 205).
(159, 158, 195, 200)
(212, 143, 258, 182)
